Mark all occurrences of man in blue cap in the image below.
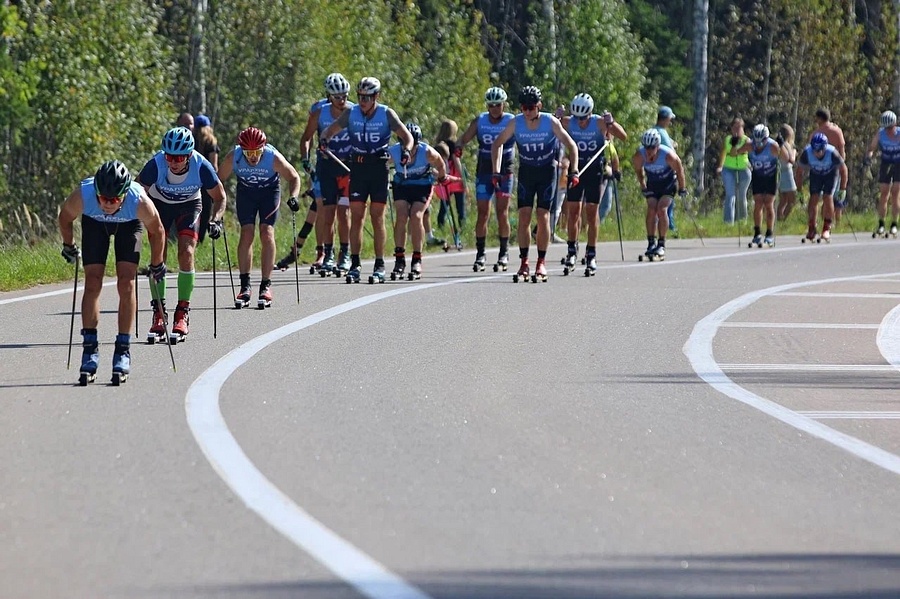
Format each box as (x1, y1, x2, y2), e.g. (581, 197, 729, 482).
(654, 106, 679, 235)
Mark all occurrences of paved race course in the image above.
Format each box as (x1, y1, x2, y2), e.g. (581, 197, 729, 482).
(2, 233, 899, 598)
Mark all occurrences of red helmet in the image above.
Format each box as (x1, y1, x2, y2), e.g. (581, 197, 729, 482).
(238, 127, 266, 150)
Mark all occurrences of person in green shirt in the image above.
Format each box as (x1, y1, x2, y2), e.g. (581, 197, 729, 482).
(715, 117, 752, 223)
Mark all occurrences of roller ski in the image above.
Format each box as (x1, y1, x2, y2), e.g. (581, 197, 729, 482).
(332, 250, 351, 278)
(817, 227, 831, 244)
(890, 223, 899, 239)
(748, 234, 763, 249)
(562, 251, 577, 276)
(512, 259, 529, 283)
(763, 235, 775, 247)
(168, 300, 189, 344)
(308, 246, 325, 275)
(111, 334, 130, 386)
(234, 283, 251, 309)
(368, 263, 386, 285)
(452, 232, 463, 251)
(146, 300, 168, 344)
(345, 266, 361, 284)
(531, 259, 548, 283)
(407, 258, 422, 281)
(638, 241, 661, 262)
(317, 249, 336, 277)
(390, 251, 406, 281)
(257, 280, 272, 309)
(801, 223, 816, 243)
(584, 255, 597, 277)
(493, 252, 509, 273)
(472, 253, 486, 272)
(78, 329, 99, 386)
(872, 224, 886, 239)
(274, 249, 297, 272)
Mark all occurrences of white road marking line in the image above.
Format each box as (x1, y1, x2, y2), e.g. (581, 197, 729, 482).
(684, 271, 900, 476)
(186, 277, 494, 599)
(774, 291, 900, 298)
(719, 364, 896, 372)
(799, 412, 900, 420)
(876, 303, 900, 373)
(719, 322, 880, 329)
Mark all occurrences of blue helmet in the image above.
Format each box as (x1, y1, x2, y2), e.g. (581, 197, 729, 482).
(405, 122, 422, 145)
(810, 132, 828, 151)
(162, 126, 195, 155)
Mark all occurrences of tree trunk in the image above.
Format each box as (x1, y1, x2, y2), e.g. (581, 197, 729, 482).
(189, 0, 208, 112)
(541, 0, 557, 90)
(691, 0, 709, 194)
(895, 0, 900, 107)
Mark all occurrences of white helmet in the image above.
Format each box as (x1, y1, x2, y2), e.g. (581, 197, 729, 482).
(752, 124, 769, 142)
(881, 110, 897, 128)
(356, 77, 381, 96)
(641, 128, 661, 148)
(324, 73, 350, 96)
(569, 93, 594, 118)
(484, 87, 507, 104)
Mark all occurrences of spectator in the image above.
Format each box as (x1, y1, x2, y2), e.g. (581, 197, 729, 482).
(716, 117, 752, 223)
(194, 114, 220, 243)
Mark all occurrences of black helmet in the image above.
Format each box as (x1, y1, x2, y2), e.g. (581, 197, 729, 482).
(94, 160, 132, 198)
(519, 85, 542, 105)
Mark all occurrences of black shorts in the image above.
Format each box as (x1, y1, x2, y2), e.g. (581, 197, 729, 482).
(318, 159, 351, 206)
(81, 215, 143, 266)
(392, 184, 432, 205)
(809, 172, 837, 196)
(236, 185, 280, 226)
(879, 162, 900, 185)
(566, 168, 606, 205)
(751, 173, 777, 196)
(349, 155, 389, 204)
(154, 197, 202, 240)
(516, 163, 556, 210)
(646, 179, 677, 200)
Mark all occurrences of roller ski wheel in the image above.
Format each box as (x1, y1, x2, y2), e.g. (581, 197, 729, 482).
(234, 285, 251, 309)
(390, 269, 405, 281)
(257, 284, 272, 310)
(513, 262, 530, 283)
(817, 229, 831, 244)
(78, 331, 99, 386)
(584, 257, 597, 277)
(146, 303, 167, 344)
(749, 234, 762, 248)
(890, 225, 899, 238)
(78, 371, 96, 386)
(308, 264, 318, 275)
(873, 225, 886, 239)
(763, 236, 775, 247)
(368, 271, 386, 284)
(473, 254, 486, 272)
(407, 271, 422, 281)
(168, 301, 189, 344)
(111, 372, 128, 386)
(346, 267, 361, 284)
(531, 260, 548, 283)
(493, 254, 509, 273)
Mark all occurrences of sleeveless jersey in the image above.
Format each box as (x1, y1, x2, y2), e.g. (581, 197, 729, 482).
(639, 146, 676, 185)
(476, 112, 515, 162)
(389, 142, 433, 186)
(233, 144, 279, 189)
(317, 100, 356, 160)
(567, 115, 605, 161)
(81, 178, 142, 223)
(749, 139, 779, 177)
(878, 128, 900, 164)
(146, 151, 212, 204)
(348, 104, 391, 155)
(513, 113, 558, 167)
(801, 144, 841, 175)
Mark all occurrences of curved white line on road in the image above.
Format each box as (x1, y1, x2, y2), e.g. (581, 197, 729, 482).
(684, 271, 900, 476)
(186, 278, 491, 599)
(877, 303, 900, 372)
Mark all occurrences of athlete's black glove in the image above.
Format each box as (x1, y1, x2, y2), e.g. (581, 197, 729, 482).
(612, 170, 622, 182)
(207, 220, 223, 240)
(863, 156, 872, 167)
(678, 188, 688, 198)
(301, 159, 312, 174)
(148, 262, 167, 283)
(775, 134, 784, 147)
(491, 173, 502, 190)
(61, 243, 80, 264)
(287, 196, 300, 212)
(400, 148, 411, 166)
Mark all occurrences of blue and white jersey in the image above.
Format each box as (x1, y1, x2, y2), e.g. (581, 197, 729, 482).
(477, 112, 515, 161)
(348, 104, 391, 155)
(139, 151, 220, 205)
(878, 128, 900, 164)
(389, 142, 433, 186)
(318, 100, 356, 160)
(639, 145, 676, 185)
(749, 139, 780, 177)
(81, 178, 142, 223)
(513, 113, 558, 167)
(799, 144, 843, 175)
(233, 144, 280, 189)
(567, 115, 605, 161)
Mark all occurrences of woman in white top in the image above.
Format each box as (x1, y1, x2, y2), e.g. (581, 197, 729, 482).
(776, 124, 797, 221)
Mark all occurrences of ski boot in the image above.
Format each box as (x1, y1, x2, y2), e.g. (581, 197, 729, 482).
(493, 252, 509, 273)
(453, 232, 463, 251)
(890, 223, 899, 238)
(873, 224, 886, 239)
(763, 234, 775, 247)
(512, 259, 529, 283)
(318, 248, 336, 277)
(234, 283, 252, 309)
(111, 333, 130, 386)
(638, 242, 657, 262)
(147, 300, 167, 344)
(368, 262, 386, 284)
(749, 234, 763, 248)
(169, 300, 190, 344)
(333, 250, 351, 277)
(408, 258, 422, 281)
(584, 254, 597, 277)
(652, 244, 666, 261)
(308, 246, 325, 275)
(390, 250, 406, 281)
(473, 252, 486, 272)
(817, 225, 831, 244)
(258, 280, 272, 309)
(79, 328, 99, 386)
(562, 251, 577, 276)
(346, 265, 361, 284)
(427, 235, 445, 248)
(802, 224, 817, 244)
(275, 248, 297, 272)
(532, 258, 548, 283)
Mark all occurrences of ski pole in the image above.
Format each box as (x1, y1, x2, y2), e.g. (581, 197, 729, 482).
(134, 270, 139, 337)
(290, 210, 300, 304)
(612, 179, 625, 261)
(841, 183, 858, 241)
(67, 258, 80, 369)
(221, 223, 236, 300)
(323, 148, 350, 173)
(574, 140, 610, 178)
(685, 194, 706, 247)
(147, 273, 177, 372)
(212, 236, 217, 338)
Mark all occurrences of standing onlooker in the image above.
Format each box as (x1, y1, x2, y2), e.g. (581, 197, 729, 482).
(864, 110, 900, 237)
(810, 108, 847, 224)
(177, 112, 194, 131)
(775, 124, 797, 221)
(654, 107, 679, 235)
(194, 114, 220, 244)
(434, 118, 467, 231)
(716, 117, 752, 223)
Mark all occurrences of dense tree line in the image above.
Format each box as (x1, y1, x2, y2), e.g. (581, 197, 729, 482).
(0, 0, 897, 244)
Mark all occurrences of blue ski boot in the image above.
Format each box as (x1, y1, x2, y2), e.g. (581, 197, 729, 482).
(79, 328, 99, 386)
(368, 259, 386, 284)
(334, 250, 351, 277)
(346, 265, 361, 284)
(318, 247, 336, 277)
(111, 333, 130, 386)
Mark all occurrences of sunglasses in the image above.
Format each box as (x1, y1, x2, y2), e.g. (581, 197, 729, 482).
(243, 148, 263, 159)
(521, 104, 537, 111)
(575, 115, 589, 121)
(331, 94, 348, 101)
(487, 102, 502, 108)
(164, 153, 189, 164)
(98, 193, 123, 206)
(357, 94, 376, 102)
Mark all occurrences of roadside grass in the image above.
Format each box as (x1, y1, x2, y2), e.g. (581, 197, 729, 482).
(0, 195, 882, 292)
